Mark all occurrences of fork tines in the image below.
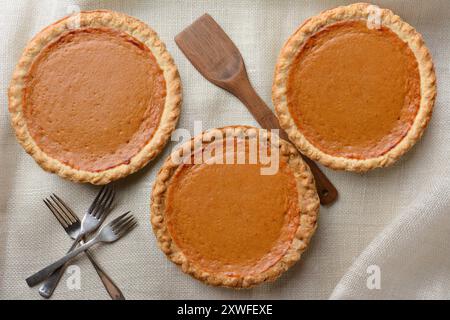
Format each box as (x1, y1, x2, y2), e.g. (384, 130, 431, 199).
(43, 196, 77, 228)
(88, 185, 115, 218)
(110, 211, 137, 236)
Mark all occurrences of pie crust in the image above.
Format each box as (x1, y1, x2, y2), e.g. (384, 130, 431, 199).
(151, 126, 320, 288)
(8, 10, 181, 184)
(273, 3, 436, 171)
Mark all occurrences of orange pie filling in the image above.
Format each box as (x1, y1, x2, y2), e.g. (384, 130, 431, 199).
(165, 142, 300, 277)
(23, 27, 166, 172)
(287, 21, 421, 159)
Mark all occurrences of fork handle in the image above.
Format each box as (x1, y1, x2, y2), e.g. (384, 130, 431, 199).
(38, 234, 83, 298)
(27, 238, 98, 287)
(38, 261, 70, 298)
(85, 250, 125, 300)
(38, 247, 125, 299)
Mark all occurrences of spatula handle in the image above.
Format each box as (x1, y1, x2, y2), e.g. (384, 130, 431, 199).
(232, 81, 337, 205)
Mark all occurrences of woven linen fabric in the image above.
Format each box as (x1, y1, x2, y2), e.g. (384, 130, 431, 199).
(0, 0, 449, 300)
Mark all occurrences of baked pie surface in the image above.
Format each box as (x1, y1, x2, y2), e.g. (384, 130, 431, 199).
(151, 126, 319, 288)
(9, 10, 181, 184)
(273, 3, 436, 171)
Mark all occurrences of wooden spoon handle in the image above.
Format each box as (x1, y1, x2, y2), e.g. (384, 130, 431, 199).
(233, 82, 338, 205)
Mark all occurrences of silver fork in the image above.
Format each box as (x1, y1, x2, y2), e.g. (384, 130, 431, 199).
(43, 194, 125, 300)
(26, 212, 137, 286)
(36, 185, 115, 296)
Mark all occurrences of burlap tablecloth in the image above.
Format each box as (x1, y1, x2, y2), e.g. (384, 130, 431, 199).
(1, 0, 449, 299)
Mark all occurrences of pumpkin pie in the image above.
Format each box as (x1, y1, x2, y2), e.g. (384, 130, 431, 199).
(8, 10, 181, 184)
(151, 126, 319, 288)
(273, 3, 436, 171)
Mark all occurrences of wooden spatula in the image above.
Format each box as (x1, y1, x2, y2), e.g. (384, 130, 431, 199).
(175, 14, 337, 205)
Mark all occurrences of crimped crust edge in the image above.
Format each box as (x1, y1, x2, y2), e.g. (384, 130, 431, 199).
(8, 10, 182, 184)
(272, 3, 436, 172)
(150, 126, 320, 288)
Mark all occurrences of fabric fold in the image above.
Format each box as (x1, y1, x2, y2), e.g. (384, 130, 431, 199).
(331, 177, 450, 299)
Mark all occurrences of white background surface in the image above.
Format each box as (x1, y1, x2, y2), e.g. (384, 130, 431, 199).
(0, 0, 449, 299)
